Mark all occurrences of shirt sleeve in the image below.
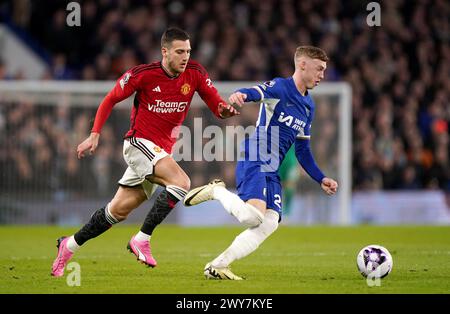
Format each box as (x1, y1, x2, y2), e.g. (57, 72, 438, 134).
(294, 108, 325, 183)
(294, 138, 325, 184)
(237, 79, 280, 102)
(195, 64, 227, 119)
(91, 68, 141, 133)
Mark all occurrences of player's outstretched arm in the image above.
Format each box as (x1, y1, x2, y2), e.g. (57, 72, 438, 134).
(77, 132, 100, 159)
(229, 86, 265, 106)
(77, 67, 140, 159)
(295, 138, 338, 196)
(320, 177, 338, 196)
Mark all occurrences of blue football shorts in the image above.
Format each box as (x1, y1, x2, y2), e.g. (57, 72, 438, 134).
(235, 161, 283, 219)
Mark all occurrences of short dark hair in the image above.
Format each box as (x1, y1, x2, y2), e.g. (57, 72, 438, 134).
(161, 27, 190, 48)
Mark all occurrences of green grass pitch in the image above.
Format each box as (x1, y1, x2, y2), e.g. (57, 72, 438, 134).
(0, 225, 449, 294)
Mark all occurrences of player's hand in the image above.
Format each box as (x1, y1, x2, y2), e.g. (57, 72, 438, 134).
(228, 92, 247, 108)
(321, 177, 338, 196)
(218, 102, 240, 118)
(77, 132, 100, 159)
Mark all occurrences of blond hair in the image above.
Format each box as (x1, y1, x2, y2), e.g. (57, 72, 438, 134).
(295, 46, 329, 62)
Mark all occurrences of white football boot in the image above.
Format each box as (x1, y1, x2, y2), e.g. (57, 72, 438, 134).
(204, 263, 244, 280)
(184, 179, 225, 206)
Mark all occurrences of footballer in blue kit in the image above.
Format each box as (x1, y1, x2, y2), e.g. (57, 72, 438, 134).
(184, 46, 338, 280)
(235, 75, 327, 219)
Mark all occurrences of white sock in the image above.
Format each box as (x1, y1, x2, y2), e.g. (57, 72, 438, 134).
(134, 231, 151, 242)
(66, 235, 80, 253)
(213, 186, 264, 226)
(211, 210, 279, 268)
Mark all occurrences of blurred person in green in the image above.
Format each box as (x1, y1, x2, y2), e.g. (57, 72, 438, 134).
(278, 146, 300, 222)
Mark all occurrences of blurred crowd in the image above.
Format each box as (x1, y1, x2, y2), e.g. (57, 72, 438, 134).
(0, 0, 448, 193)
(0, 101, 129, 197)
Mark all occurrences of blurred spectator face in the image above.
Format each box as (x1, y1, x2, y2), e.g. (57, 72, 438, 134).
(403, 165, 417, 185)
(82, 65, 96, 80)
(297, 56, 327, 90)
(161, 40, 191, 75)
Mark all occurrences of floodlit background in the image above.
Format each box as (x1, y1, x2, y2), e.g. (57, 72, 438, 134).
(0, 0, 448, 225)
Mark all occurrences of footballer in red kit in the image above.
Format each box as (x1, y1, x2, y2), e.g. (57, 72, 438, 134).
(51, 27, 239, 277)
(92, 60, 225, 154)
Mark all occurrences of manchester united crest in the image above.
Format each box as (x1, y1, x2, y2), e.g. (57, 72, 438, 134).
(153, 146, 162, 153)
(180, 83, 191, 95)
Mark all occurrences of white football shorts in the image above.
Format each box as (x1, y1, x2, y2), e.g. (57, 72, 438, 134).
(118, 137, 169, 199)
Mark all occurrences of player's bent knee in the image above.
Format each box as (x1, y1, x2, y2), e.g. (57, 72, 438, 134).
(261, 209, 279, 235)
(239, 204, 265, 228)
(239, 216, 261, 228)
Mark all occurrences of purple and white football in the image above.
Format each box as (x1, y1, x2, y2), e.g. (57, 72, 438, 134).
(357, 245, 393, 278)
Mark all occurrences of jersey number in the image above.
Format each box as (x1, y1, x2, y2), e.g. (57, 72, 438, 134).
(274, 194, 282, 209)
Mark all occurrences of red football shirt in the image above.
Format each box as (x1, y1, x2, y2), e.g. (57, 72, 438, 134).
(91, 60, 226, 153)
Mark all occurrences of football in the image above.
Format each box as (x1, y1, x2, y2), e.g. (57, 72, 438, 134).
(357, 245, 393, 279)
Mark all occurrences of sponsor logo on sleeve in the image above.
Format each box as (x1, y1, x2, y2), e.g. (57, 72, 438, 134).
(119, 72, 131, 90)
(263, 80, 276, 87)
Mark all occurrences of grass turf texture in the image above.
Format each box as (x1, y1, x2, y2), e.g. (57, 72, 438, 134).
(0, 225, 449, 294)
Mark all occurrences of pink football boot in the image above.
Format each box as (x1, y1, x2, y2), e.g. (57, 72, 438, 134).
(51, 237, 74, 277)
(127, 236, 157, 267)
